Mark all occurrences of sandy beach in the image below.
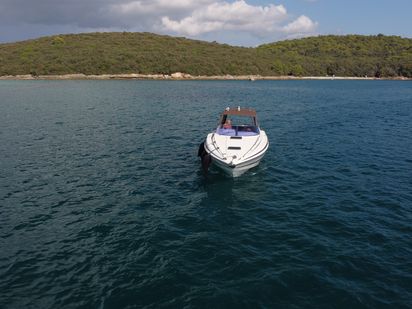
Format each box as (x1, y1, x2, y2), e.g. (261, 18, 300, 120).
(0, 73, 410, 81)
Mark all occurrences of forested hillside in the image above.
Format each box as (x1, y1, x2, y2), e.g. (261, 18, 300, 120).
(0, 32, 411, 77)
(259, 34, 412, 77)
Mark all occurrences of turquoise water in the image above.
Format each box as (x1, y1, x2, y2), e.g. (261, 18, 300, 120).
(1, 80, 411, 308)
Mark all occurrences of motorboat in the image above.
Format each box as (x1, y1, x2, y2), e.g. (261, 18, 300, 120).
(198, 107, 269, 177)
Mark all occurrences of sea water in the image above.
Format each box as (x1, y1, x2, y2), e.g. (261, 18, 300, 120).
(1, 80, 411, 308)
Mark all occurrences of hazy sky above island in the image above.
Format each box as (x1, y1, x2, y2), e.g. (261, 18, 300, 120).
(1, 0, 411, 46)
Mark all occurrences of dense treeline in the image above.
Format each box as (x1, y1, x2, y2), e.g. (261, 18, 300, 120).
(0, 32, 411, 77)
(259, 34, 412, 77)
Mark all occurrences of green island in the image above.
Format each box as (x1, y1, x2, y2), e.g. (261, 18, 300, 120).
(0, 32, 411, 78)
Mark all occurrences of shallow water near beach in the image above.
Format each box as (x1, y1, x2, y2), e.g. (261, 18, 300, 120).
(1, 80, 411, 308)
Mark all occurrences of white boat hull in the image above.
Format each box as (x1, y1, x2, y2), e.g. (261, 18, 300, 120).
(211, 150, 266, 177)
(204, 130, 269, 177)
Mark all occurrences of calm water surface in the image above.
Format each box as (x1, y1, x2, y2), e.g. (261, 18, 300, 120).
(0, 80, 411, 308)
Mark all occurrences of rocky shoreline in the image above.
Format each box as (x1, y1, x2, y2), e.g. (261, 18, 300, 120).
(0, 73, 410, 81)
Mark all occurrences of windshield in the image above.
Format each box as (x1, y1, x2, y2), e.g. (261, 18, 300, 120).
(217, 114, 259, 136)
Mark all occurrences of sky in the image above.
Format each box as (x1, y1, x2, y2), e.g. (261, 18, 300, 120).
(0, 0, 411, 46)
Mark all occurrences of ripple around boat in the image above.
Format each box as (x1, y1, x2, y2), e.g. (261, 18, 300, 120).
(0, 80, 411, 308)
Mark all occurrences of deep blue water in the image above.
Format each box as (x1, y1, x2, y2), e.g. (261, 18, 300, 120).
(1, 80, 411, 308)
